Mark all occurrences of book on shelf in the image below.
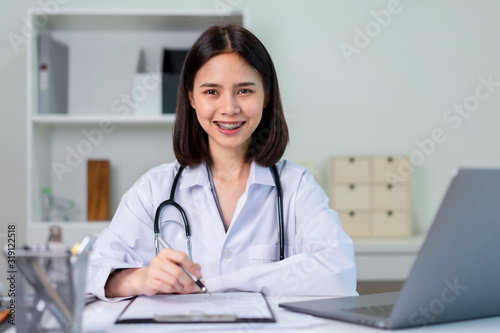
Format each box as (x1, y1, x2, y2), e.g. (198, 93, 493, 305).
(38, 33, 69, 115)
(162, 49, 189, 114)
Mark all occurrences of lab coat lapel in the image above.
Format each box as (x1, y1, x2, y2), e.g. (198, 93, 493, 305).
(225, 162, 275, 236)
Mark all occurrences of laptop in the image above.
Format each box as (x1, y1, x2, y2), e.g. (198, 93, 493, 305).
(280, 169, 500, 329)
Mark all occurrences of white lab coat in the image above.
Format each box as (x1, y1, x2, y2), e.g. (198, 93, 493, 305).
(86, 160, 357, 301)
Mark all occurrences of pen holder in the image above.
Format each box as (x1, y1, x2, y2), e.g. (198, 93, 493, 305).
(12, 248, 89, 333)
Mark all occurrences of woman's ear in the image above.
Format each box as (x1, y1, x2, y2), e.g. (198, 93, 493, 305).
(188, 91, 196, 109)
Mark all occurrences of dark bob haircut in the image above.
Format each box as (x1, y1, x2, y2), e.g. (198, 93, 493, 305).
(173, 24, 289, 167)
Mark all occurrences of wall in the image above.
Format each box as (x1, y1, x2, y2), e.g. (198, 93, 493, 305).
(1, 0, 500, 288)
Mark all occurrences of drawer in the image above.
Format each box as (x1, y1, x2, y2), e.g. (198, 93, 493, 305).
(330, 184, 371, 211)
(338, 210, 371, 238)
(371, 184, 411, 210)
(329, 157, 371, 184)
(372, 211, 412, 238)
(372, 156, 410, 184)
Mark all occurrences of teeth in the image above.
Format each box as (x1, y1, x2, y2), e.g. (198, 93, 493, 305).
(216, 122, 243, 130)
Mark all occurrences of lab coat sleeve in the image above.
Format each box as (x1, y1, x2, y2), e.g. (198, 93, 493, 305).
(86, 172, 158, 302)
(205, 168, 358, 297)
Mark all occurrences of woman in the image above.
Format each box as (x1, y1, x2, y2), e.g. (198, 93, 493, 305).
(87, 24, 357, 300)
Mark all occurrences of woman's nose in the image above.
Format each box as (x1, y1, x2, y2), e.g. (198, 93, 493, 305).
(220, 94, 240, 115)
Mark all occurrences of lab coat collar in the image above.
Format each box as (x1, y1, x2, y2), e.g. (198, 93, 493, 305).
(177, 163, 209, 190)
(177, 160, 276, 190)
(248, 161, 276, 187)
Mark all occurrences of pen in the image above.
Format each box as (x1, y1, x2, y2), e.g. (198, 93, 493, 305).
(157, 237, 211, 295)
(71, 235, 96, 255)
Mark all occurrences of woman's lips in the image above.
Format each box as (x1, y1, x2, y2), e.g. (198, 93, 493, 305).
(214, 121, 245, 130)
(214, 121, 246, 134)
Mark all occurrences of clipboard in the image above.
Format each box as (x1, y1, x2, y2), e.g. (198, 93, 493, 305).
(115, 292, 276, 324)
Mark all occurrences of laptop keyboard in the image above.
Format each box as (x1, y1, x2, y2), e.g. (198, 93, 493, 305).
(344, 304, 394, 318)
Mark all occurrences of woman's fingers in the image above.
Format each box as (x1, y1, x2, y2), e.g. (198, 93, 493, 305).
(158, 259, 196, 291)
(160, 249, 203, 278)
(140, 248, 203, 295)
(139, 265, 179, 295)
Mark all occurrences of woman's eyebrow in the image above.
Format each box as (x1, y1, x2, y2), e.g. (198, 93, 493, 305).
(234, 82, 256, 87)
(199, 83, 221, 88)
(199, 82, 257, 88)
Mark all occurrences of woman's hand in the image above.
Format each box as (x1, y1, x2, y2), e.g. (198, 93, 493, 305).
(105, 249, 203, 297)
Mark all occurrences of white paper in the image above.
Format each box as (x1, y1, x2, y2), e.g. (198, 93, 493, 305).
(118, 292, 273, 321)
(106, 299, 327, 333)
(84, 295, 329, 333)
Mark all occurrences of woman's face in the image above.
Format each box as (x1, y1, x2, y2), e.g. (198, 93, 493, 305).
(189, 53, 266, 156)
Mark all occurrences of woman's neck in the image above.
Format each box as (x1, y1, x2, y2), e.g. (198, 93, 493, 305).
(209, 144, 251, 182)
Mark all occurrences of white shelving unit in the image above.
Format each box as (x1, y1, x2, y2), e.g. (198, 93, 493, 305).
(26, 9, 245, 246)
(32, 114, 176, 124)
(354, 235, 424, 281)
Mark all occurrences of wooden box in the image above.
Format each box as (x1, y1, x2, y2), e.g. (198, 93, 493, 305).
(87, 160, 110, 221)
(372, 156, 411, 184)
(371, 184, 411, 210)
(329, 155, 412, 239)
(330, 184, 371, 211)
(372, 211, 412, 238)
(338, 210, 371, 238)
(329, 157, 371, 184)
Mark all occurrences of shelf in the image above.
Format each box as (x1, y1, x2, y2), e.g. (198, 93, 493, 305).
(25, 10, 245, 247)
(32, 114, 175, 124)
(30, 221, 111, 224)
(32, 9, 245, 32)
(27, 221, 111, 248)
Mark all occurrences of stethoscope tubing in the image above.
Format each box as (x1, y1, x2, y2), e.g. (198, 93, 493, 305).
(270, 165, 285, 261)
(154, 164, 285, 261)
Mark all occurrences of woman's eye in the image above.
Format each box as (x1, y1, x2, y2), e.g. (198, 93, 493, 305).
(238, 89, 252, 94)
(204, 90, 217, 95)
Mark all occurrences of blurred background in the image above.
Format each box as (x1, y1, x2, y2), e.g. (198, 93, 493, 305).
(1, 0, 500, 294)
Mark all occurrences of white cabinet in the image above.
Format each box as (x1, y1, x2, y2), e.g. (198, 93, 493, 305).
(354, 236, 423, 281)
(26, 10, 245, 246)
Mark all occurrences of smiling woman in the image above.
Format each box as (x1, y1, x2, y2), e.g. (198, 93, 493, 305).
(174, 24, 287, 167)
(189, 53, 265, 159)
(86, 24, 357, 301)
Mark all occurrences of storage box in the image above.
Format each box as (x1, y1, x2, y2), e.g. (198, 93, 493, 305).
(133, 49, 162, 115)
(87, 160, 109, 221)
(330, 184, 371, 211)
(162, 49, 188, 114)
(133, 73, 162, 115)
(338, 210, 371, 238)
(372, 156, 411, 184)
(329, 156, 371, 184)
(371, 184, 411, 210)
(372, 211, 412, 238)
(329, 155, 412, 239)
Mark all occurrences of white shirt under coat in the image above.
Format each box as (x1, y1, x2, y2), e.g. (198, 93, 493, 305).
(86, 160, 358, 301)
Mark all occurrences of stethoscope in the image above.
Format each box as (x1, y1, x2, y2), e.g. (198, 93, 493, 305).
(154, 165, 285, 261)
